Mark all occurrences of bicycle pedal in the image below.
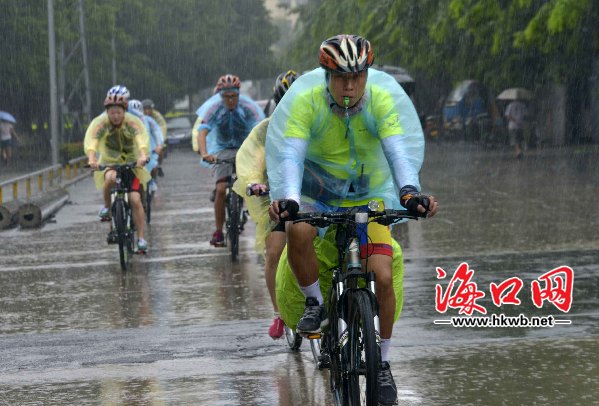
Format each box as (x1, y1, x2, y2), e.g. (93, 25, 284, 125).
(100, 218, 111, 223)
(317, 354, 331, 370)
(305, 333, 322, 340)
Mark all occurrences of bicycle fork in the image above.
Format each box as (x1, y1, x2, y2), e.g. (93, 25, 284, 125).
(337, 236, 382, 352)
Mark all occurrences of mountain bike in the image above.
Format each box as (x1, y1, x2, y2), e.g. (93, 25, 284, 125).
(211, 156, 247, 261)
(88, 162, 140, 272)
(288, 202, 416, 406)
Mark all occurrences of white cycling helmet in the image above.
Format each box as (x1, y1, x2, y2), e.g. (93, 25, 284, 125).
(106, 85, 130, 99)
(128, 99, 144, 116)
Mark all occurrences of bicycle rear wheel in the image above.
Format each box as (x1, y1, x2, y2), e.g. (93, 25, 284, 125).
(344, 290, 379, 405)
(114, 199, 130, 272)
(227, 191, 240, 261)
(145, 188, 152, 224)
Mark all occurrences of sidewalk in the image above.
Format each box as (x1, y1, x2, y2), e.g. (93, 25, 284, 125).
(0, 157, 88, 204)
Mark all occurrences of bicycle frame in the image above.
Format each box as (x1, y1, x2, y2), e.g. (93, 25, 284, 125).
(93, 163, 138, 271)
(211, 156, 246, 261)
(292, 204, 416, 405)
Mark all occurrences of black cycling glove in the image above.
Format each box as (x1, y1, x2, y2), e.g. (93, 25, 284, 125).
(400, 185, 430, 218)
(278, 199, 299, 221)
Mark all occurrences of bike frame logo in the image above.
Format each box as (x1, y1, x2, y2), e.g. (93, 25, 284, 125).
(433, 262, 573, 327)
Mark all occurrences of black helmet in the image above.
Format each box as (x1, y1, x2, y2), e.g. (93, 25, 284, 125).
(273, 70, 298, 104)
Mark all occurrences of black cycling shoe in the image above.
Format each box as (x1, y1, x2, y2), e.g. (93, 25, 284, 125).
(157, 167, 165, 177)
(296, 297, 328, 334)
(209, 188, 216, 202)
(378, 361, 398, 405)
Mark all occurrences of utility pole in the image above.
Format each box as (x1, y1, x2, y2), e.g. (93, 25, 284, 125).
(112, 36, 117, 84)
(79, 0, 91, 124)
(48, 0, 59, 165)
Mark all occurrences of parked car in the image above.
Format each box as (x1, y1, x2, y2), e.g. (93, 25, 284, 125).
(166, 115, 193, 147)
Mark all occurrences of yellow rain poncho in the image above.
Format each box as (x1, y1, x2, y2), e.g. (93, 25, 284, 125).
(232, 117, 277, 253)
(191, 115, 202, 152)
(84, 112, 151, 189)
(276, 228, 405, 330)
(151, 109, 167, 139)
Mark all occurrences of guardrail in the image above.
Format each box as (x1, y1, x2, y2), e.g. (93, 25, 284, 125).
(0, 156, 88, 204)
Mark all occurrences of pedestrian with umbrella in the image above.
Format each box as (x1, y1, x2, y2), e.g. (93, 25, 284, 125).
(498, 88, 532, 158)
(0, 111, 19, 166)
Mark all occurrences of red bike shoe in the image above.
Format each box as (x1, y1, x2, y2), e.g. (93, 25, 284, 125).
(210, 230, 225, 247)
(268, 316, 285, 339)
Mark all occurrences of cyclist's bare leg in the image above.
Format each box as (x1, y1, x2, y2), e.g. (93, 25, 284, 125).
(264, 230, 286, 311)
(287, 222, 319, 287)
(102, 170, 117, 209)
(365, 254, 394, 339)
(128, 191, 145, 240)
(214, 180, 227, 231)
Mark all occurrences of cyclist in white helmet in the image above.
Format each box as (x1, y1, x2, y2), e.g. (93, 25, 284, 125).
(84, 85, 151, 253)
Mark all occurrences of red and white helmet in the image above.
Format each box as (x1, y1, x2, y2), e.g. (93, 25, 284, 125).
(104, 85, 129, 109)
(215, 74, 241, 92)
(319, 35, 374, 74)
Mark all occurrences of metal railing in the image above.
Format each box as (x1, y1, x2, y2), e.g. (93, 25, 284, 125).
(0, 156, 88, 204)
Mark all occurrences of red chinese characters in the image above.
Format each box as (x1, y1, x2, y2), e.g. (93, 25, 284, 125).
(490, 277, 524, 307)
(435, 262, 487, 315)
(435, 263, 575, 315)
(531, 266, 574, 312)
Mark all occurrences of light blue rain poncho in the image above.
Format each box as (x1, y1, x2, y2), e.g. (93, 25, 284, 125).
(129, 105, 164, 172)
(265, 67, 424, 210)
(195, 93, 265, 167)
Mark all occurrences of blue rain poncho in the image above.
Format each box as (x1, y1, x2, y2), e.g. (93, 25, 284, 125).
(194, 94, 265, 167)
(129, 107, 164, 173)
(265, 68, 424, 210)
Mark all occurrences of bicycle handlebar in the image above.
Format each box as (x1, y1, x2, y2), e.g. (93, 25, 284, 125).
(203, 157, 236, 165)
(292, 208, 418, 227)
(85, 162, 141, 171)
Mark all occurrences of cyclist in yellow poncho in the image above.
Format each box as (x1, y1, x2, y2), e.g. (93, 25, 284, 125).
(232, 70, 298, 339)
(84, 86, 151, 252)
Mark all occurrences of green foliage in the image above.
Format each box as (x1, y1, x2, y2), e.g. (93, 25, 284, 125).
(0, 0, 278, 128)
(286, 0, 598, 112)
(60, 141, 84, 161)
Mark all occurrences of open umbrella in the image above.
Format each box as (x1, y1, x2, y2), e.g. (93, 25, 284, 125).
(0, 111, 17, 124)
(496, 88, 533, 101)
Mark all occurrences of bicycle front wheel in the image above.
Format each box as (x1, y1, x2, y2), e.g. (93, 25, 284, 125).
(227, 191, 240, 261)
(345, 290, 379, 405)
(114, 199, 130, 272)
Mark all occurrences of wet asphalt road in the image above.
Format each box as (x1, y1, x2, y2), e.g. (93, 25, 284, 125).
(0, 142, 598, 405)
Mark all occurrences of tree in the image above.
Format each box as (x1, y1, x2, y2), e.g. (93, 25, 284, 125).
(0, 0, 278, 135)
(287, 0, 599, 141)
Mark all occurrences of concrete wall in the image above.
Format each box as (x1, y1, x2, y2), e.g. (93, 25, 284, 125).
(536, 85, 567, 146)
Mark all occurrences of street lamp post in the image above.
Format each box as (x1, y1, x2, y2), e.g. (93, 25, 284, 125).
(47, 0, 59, 165)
